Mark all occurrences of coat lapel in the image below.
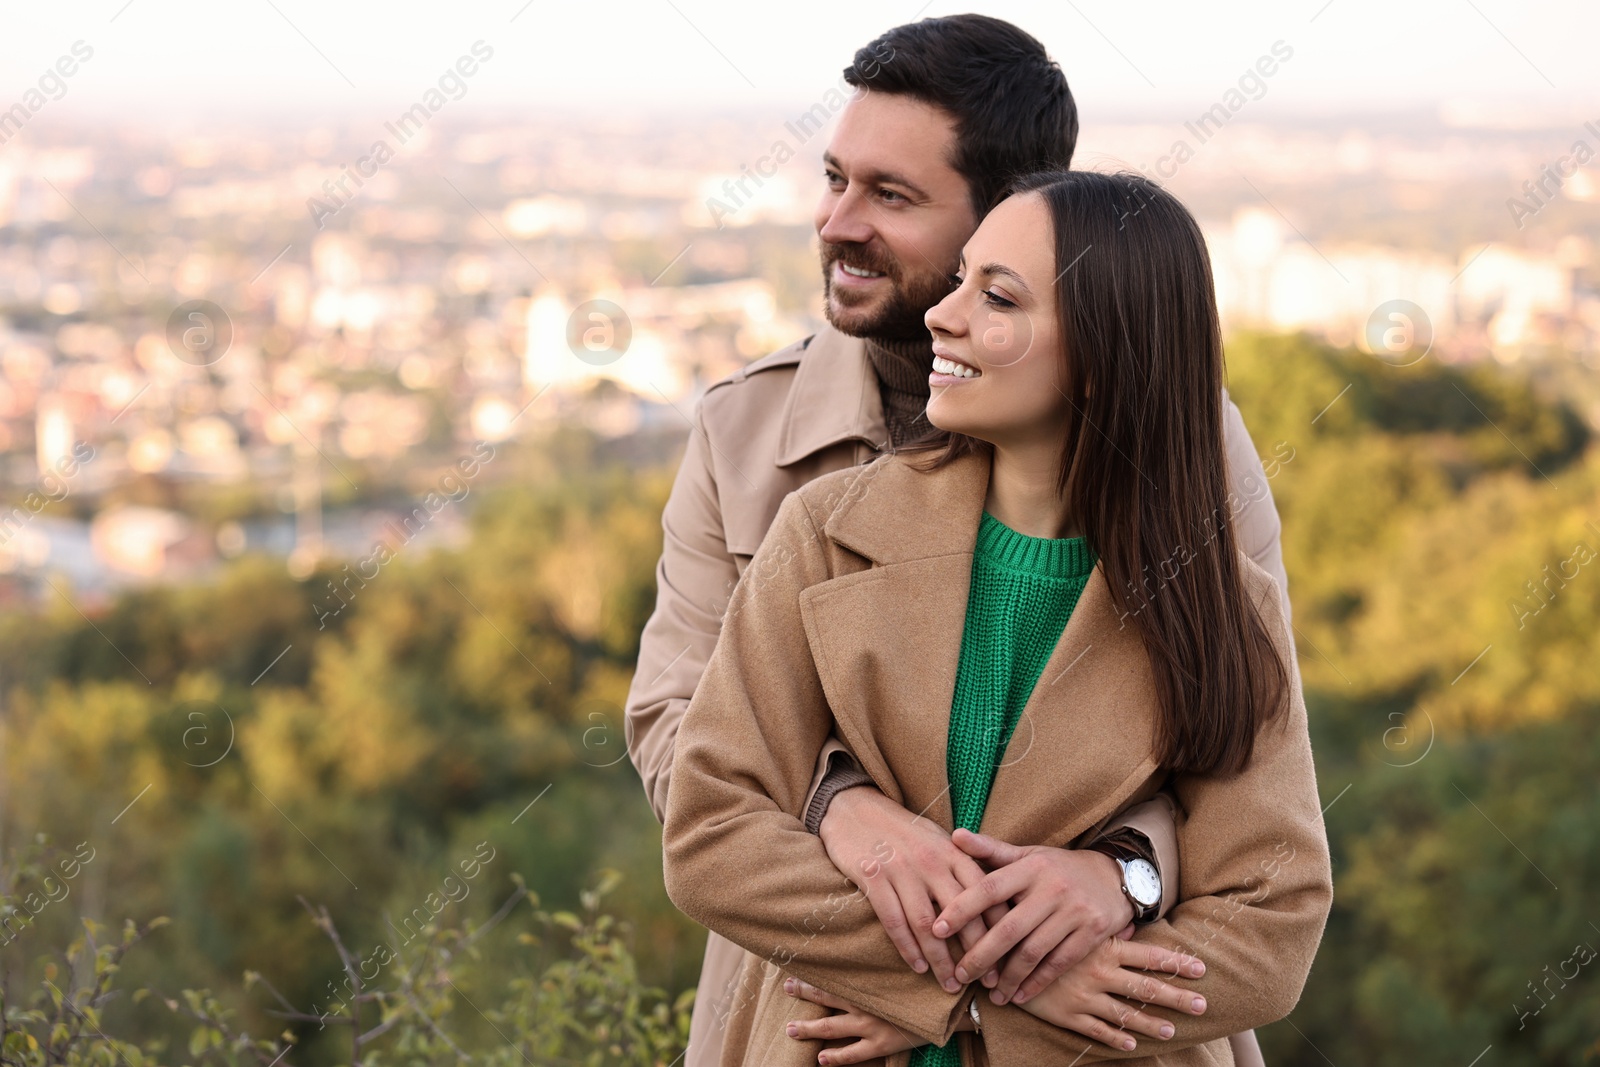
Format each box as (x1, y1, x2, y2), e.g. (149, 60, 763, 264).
(981, 567, 1162, 847)
(796, 448, 1162, 845)
(774, 326, 891, 466)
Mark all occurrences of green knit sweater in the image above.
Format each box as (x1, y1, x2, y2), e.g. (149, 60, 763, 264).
(910, 510, 1097, 1067)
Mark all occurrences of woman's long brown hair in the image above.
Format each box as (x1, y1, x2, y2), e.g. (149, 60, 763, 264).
(901, 169, 1288, 776)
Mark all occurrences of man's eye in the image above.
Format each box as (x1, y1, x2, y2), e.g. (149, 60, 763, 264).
(880, 189, 905, 203)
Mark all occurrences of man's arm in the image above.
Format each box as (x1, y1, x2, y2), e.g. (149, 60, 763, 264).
(1090, 793, 1180, 921)
(625, 398, 728, 823)
(1222, 389, 1291, 627)
(625, 395, 848, 823)
(662, 490, 969, 1048)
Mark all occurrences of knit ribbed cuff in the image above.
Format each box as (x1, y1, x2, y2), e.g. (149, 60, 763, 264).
(804, 754, 876, 835)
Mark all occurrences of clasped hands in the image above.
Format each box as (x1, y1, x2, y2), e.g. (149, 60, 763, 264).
(788, 786, 1207, 1064)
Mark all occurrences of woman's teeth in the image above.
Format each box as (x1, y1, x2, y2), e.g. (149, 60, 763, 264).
(839, 263, 884, 278)
(932, 355, 981, 378)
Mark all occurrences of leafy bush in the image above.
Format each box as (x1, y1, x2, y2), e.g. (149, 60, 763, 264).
(0, 841, 690, 1067)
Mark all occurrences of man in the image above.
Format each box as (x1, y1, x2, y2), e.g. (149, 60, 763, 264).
(626, 14, 1287, 1067)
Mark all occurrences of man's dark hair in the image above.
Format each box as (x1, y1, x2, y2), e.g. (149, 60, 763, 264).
(843, 14, 1078, 220)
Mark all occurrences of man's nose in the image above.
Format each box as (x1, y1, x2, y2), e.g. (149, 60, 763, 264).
(819, 187, 875, 246)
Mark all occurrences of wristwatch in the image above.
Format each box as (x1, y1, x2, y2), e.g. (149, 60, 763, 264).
(1089, 836, 1162, 925)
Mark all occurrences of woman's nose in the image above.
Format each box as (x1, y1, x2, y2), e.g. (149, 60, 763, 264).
(926, 287, 966, 337)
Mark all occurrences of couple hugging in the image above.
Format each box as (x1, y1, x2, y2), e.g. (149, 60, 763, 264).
(625, 14, 1333, 1067)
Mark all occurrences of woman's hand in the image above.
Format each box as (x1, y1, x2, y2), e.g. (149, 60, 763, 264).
(930, 829, 1137, 1004)
(819, 787, 1000, 993)
(783, 976, 921, 1065)
(1013, 934, 1208, 1052)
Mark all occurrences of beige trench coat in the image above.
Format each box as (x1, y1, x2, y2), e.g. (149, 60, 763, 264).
(662, 447, 1332, 1067)
(625, 325, 1291, 1066)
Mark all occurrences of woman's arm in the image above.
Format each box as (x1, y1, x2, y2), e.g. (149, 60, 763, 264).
(981, 572, 1334, 1061)
(661, 490, 968, 1049)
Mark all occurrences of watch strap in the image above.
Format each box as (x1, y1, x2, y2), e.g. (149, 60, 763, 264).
(1094, 826, 1157, 867)
(1086, 838, 1160, 924)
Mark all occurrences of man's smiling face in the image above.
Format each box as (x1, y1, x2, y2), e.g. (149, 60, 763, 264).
(814, 90, 979, 340)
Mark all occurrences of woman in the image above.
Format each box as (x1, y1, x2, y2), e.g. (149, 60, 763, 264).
(662, 170, 1333, 1067)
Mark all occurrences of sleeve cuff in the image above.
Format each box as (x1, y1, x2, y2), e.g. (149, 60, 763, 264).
(803, 755, 876, 834)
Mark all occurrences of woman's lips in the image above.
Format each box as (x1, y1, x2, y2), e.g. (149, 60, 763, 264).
(930, 352, 982, 385)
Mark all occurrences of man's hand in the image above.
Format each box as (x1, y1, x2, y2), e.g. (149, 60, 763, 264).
(782, 977, 920, 1066)
(931, 828, 1137, 1006)
(1013, 932, 1208, 1052)
(818, 787, 1000, 992)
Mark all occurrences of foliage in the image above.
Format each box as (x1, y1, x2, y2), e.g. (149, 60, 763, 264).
(0, 341, 1596, 1066)
(1225, 333, 1599, 1065)
(0, 841, 689, 1067)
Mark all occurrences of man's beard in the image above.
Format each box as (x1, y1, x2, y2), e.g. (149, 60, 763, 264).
(820, 242, 953, 343)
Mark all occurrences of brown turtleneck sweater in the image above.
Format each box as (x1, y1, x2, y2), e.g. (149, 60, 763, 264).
(863, 335, 935, 448)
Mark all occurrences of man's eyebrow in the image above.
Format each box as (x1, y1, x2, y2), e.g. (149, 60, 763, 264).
(821, 151, 930, 200)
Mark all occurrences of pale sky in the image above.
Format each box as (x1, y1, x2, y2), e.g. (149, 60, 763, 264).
(0, 0, 1593, 128)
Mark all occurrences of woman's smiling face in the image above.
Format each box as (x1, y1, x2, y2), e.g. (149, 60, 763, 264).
(923, 191, 1070, 450)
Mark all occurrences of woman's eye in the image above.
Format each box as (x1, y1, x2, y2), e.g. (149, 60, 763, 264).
(983, 289, 1016, 309)
(947, 273, 964, 287)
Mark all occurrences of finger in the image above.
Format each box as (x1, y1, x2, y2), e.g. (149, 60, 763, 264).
(1115, 922, 1135, 941)
(933, 864, 990, 956)
(932, 865, 1024, 940)
(860, 877, 928, 974)
(944, 856, 994, 955)
(817, 1039, 880, 1066)
(1009, 926, 1103, 1005)
(943, 888, 991, 959)
(1117, 938, 1206, 980)
(1089, 993, 1175, 1043)
(895, 879, 960, 991)
(946, 849, 991, 896)
(978, 903, 1009, 984)
(950, 828, 1029, 867)
(955, 912, 988, 956)
(786, 1014, 851, 1042)
(784, 977, 851, 1011)
(991, 913, 1093, 1004)
(955, 894, 1048, 986)
(983, 902, 1010, 927)
(1117, 968, 1208, 1018)
(1060, 1012, 1140, 1053)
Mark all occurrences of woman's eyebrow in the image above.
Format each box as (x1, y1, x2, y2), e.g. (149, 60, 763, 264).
(976, 261, 1032, 295)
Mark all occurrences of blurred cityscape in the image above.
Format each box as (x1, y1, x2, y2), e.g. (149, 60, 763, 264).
(2, 105, 1597, 602)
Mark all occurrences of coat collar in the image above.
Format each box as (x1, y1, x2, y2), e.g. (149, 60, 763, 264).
(797, 448, 1163, 845)
(815, 446, 990, 564)
(774, 324, 892, 466)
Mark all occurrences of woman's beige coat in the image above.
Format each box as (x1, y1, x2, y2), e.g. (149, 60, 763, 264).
(662, 446, 1333, 1067)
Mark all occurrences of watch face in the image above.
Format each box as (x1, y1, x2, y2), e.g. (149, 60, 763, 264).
(1124, 858, 1161, 908)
